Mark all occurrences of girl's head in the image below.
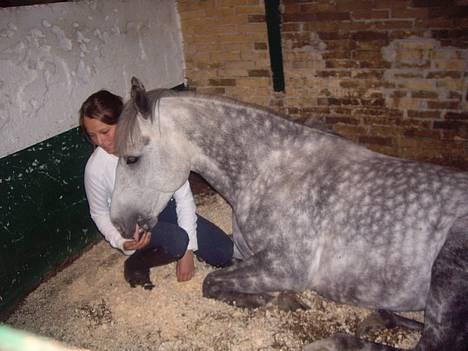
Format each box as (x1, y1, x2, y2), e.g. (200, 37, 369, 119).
(79, 90, 123, 154)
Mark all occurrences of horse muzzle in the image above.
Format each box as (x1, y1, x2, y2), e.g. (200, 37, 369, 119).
(110, 210, 136, 239)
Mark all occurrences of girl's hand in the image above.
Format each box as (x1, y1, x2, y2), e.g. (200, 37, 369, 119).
(123, 225, 151, 251)
(176, 250, 195, 282)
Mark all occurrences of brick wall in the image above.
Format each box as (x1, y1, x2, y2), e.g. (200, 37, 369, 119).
(177, 0, 468, 170)
(178, 0, 273, 106)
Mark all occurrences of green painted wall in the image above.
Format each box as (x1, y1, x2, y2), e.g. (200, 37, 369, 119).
(0, 127, 100, 315)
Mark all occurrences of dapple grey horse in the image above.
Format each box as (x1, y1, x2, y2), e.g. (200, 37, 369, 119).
(110, 77, 467, 351)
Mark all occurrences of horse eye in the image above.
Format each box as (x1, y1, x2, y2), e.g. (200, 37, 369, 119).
(126, 156, 139, 165)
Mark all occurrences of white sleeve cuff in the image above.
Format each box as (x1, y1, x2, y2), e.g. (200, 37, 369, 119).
(115, 236, 136, 256)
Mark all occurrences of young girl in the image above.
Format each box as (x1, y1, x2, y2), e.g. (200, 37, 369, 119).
(79, 90, 233, 289)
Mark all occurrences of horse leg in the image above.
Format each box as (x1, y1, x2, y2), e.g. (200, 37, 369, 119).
(202, 258, 273, 308)
(203, 251, 308, 310)
(413, 218, 467, 351)
(304, 218, 468, 351)
(303, 334, 399, 351)
(356, 310, 423, 337)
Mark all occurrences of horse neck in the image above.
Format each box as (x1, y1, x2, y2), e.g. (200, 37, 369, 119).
(171, 97, 307, 203)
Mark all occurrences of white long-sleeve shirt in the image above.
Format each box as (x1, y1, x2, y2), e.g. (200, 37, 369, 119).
(84, 147, 198, 255)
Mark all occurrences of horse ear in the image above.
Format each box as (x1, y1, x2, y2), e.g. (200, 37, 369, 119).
(130, 77, 151, 119)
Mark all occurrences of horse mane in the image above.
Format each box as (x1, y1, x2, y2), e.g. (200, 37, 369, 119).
(183, 92, 339, 138)
(115, 89, 338, 156)
(114, 89, 177, 156)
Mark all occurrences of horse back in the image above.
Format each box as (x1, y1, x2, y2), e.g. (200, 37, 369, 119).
(235, 135, 468, 309)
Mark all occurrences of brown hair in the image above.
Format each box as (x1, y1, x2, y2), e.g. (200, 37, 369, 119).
(79, 90, 123, 142)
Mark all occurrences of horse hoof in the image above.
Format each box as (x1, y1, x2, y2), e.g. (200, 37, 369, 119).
(275, 291, 310, 312)
(356, 312, 387, 337)
(304, 334, 365, 351)
(356, 310, 423, 337)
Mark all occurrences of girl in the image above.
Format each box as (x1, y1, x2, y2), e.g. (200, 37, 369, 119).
(79, 90, 233, 289)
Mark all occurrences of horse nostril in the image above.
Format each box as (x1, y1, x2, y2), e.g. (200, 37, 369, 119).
(136, 215, 150, 232)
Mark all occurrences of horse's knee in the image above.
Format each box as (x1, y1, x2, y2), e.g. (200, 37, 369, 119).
(202, 271, 273, 308)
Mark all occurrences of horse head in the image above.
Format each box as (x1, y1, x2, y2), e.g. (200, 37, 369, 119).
(110, 77, 191, 239)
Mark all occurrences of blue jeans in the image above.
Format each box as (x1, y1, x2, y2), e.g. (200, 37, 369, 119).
(142, 198, 233, 267)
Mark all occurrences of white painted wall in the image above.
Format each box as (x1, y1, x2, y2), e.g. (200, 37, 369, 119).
(0, 0, 185, 158)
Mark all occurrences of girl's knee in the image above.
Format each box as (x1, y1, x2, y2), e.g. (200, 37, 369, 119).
(151, 222, 189, 259)
(170, 235, 189, 259)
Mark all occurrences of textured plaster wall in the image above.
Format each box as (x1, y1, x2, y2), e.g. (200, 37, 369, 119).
(0, 0, 184, 158)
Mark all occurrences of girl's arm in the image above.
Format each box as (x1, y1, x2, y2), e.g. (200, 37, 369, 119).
(84, 168, 136, 255)
(173, 180, 198, 281)
(173, 180, 198, 252)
